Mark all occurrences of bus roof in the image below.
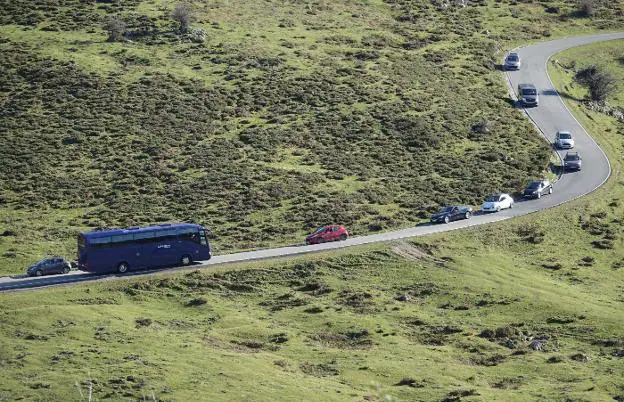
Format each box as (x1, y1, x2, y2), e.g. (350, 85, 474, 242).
(80, 223, 204, 239)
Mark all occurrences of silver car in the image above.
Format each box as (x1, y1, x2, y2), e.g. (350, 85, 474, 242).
(555, 131, 575, 149)
(504, 52, 521, 70)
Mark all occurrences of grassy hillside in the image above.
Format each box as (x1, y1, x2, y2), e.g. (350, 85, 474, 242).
(2, 34, 624, 401)
(549, 39, 624, 110)
(1, 212, 624, 401)
(1, 1, 624, 273)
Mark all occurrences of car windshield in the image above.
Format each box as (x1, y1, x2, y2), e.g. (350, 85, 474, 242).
(313, 227, 327, 234)
(565, 154, 579, 161)
(438, 207, 453, 213)
(507, 55, 518, 61)
(485, 195, 499, 202)
(558, 132, 572, 139)
(527, 181, 541, 189)
(522, 88, 537, 95)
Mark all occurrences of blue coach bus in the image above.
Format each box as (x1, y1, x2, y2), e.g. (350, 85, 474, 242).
(78, 223, 211, 273)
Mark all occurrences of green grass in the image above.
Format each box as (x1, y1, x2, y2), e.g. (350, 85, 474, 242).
(2, 1, 624, 274)
(1, 217, 623, 400)
(3, 26, 624, 401)
(549, 39, 624, 109)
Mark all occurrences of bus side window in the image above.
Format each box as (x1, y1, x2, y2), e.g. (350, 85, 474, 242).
(91, 237, 112, 248)
(199, 230, 207, 245)
(133, 232, 155, 243)
(179, 229, 200, 244)
(111, 234, 134, 246)
(154, 229, 177, 242)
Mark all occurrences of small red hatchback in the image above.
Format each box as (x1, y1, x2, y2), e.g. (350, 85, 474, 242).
(305, 225, 349, 245)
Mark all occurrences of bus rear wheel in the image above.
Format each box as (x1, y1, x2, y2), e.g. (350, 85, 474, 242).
(117, 262, 129, 274)
(181, 255, 192, 266)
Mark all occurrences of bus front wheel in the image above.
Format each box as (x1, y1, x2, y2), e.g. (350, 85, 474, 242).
(117, 262, 129, 274)
(181, 255, 192, 266)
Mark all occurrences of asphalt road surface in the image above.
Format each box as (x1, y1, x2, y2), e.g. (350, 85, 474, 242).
(2, 32, 623, 292)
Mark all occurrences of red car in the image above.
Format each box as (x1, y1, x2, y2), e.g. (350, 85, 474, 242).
(305, 225, 349, 245)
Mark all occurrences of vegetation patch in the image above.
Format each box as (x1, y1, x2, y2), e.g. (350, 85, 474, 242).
(336, 290, 375, 313)
(309, 329, 373, 349)
(299, 362, 339, 377)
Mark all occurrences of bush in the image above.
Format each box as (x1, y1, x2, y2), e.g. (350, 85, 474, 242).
(103, 16, 126, 42)
(575, 65, 617, 102)
(577, 0, 595, 17)
(592, 239, 614, 249)
(172, 2, 195, 34)
(579, 256, 595, 266)
(185, 297, 207, 307)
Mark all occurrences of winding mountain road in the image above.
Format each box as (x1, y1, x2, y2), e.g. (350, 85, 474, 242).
(2, 32, 623, 292)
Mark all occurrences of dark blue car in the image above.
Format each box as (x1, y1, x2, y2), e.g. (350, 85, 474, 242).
(430, 205, 473, 224)
(27, 257, 71, 277)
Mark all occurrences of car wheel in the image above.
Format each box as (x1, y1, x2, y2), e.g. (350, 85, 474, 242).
(549, 187, 553, 195)
(117, 262, 129, 274)
(510, 202, 514, 209)
(444, 215, 450, 224)
(180, 255, 192, 266)
(62, 266, 70, 274)
(305, 239, 311, 245)
(340, 234, 348, 241)
(537, 192, 541, 199)
(35, 270, 43, 277)
(465, 211, 471, 219)
(318, 238, 325, 244)
(496, 206, 501, 212)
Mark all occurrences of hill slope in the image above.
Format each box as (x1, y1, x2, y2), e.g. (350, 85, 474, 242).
(1, 1, 623, 271)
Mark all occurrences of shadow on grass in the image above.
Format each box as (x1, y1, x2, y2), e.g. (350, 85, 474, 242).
(500, 96, 528, 110)
(567, 10, 592, 19)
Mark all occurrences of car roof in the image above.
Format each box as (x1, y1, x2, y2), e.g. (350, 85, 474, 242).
(557, 131, 571, 135)
(38, 256, 61, 262)
(507, 52, 519, 57)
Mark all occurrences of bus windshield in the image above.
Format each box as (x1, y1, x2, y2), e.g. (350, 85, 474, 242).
(522, 88, 537, 96)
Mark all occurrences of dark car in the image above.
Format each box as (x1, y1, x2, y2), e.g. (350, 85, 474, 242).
(563, 151, 582, 171)
(522, 179, 553, 199)
(26, 257, 72, 277)
(305, 225, 349, 245)
(430, 206, 473, 224)
(518, 83, 539, 107)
